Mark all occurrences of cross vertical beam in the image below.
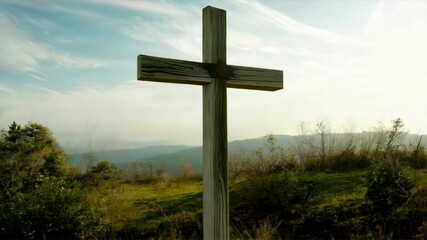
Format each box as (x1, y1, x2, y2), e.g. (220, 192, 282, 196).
(137, 6, 283, 239)
(202, 6, 229, 240)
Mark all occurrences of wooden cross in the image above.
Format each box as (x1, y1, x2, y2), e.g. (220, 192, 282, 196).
(137, 6, 283, 240)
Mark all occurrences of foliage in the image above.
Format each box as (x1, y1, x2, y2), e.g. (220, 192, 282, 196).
(232, 217, 281, 240)
(1, 119, 426, 239)
(131, 160, 169, 183)
(230, 171, 317, 238)
(407, 136, 427, 169)
(0, 178, 106, 239)
(229, 134, 297, 180)
(408, 186, 427, 239)
(83, 160, 125, 187)
(179, 160, 193, 178)
(156, 210, 202, 239)
(327, 150, 372, 171)
(0, 122, 69, 193)
(365, 162, 414, 238)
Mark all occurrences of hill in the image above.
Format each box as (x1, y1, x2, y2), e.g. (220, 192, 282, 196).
(69, 133, 426, 176)
(68, 145, 192, 170)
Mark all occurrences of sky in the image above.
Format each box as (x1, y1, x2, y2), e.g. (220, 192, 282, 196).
(0, 0, 426, 152)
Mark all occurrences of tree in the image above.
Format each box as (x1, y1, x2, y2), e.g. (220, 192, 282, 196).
(180, 160, 193, 178)
(291, 121, 316, 164)
(385, 118, 405, 154)
(0, 122, 69, 193)
(313, 120, 335, 168)
(85, 160, 125, 186)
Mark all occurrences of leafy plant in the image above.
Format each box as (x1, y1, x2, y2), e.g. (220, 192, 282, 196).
(365, 163, 413, 237)
(83, 160, 125, 187)
(0, 178, 106, 239)
(0, 122, 69, 193)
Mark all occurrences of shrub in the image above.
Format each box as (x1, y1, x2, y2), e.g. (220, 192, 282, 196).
(409, 186, 427, 239)
(252, 218, 281, 240)
(0, 178, 106, 239)
(149, 210, 202, 240)
(408, 146, 427, 169)
(365, 163, 413, 238)
(327, 150, 372, 171)
(294, 200, 366, 239)
(83, 160, 125, 188)
(0, 122, 69, 193)
(179, 160, 193, 179)
(231, 171, 315, 238)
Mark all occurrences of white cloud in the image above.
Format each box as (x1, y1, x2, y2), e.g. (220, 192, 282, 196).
(226, 0, 427, 136)
(29, 74, 48, 82)
(99, 0, 197, 18)
(0, 11, 108, 72)
(0, 83, 16, 95)
(1, 0, 426, 152)
(0, 12, 48, 72)
(0, 82, 203, 151)
(237, 0, 354, 46)
(121, 3, 202, 61)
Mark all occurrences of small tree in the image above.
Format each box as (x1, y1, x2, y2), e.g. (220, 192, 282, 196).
(85, 160, 125, 186)
(408, 136, 427, 169)
(156, 162, 166, 178)
(0, 122, 69, 193)
(132, 162, 144, 181)
(292, 121, 316, 164)
(385, 118, 406, 154)
(366, 163, 413, 237)
(147, 160, 155, 178)
(180, 160, 193, 179)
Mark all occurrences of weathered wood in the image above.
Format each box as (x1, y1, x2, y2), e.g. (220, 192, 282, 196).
(226, 65, 283, 91)
(137, 5, 284, 240)
(138, 55, 283, 91)
(137, 55, 211, 85)
(202, 6, 229, 240)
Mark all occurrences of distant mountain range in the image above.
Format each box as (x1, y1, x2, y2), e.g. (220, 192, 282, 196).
(69, 133, 426, 177)
(69, 135, 295, 175)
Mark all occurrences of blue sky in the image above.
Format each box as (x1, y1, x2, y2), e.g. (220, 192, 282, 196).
(1, 0, 426, 152)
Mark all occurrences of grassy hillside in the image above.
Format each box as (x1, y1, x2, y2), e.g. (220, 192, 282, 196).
(91, 168, 427, 239)
(3, 120, 427, 239)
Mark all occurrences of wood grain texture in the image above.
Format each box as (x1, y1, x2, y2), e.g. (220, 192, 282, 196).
(226, 65, 283, 91)
(137, 55, 211, 85)
(202, 6, 229, 240)
(137, 6, 284, 240)
(138, 55, 283, 91)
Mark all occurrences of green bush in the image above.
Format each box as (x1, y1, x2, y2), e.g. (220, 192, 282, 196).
(231, 172, 315, 238)
(409, 186, 427, 239)
(158, 210, 202, 239)
(294, 199, 366, 239)
(365, 163, 414, 238)
(232, 217, 281, 240)
(302, 157, 320, 171)
(83, 160, 125, 188)
(327, 150, 372, 171)
(408, 146, 427, 169)
(0, 122, 69, 194)
(0, 178, 106, 239)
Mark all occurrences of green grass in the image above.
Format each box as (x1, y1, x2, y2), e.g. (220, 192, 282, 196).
(93, 178, 203, 238)
(301, 171, 368, 205)
(404, 168, 427, 191)
(230, 170, 369, 205)
(88, 169, 427, 238)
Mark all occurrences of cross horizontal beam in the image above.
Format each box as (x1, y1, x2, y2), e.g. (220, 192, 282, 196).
(138, 55, 283, 91)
